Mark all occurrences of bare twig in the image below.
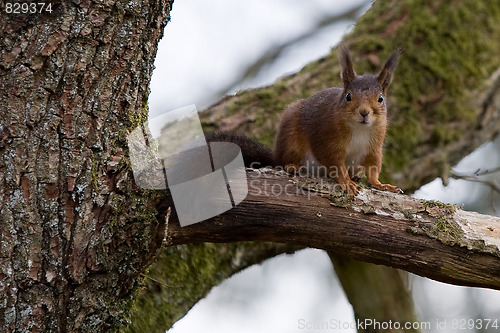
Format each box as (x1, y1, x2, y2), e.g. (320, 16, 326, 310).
(451, 167, 500, 195)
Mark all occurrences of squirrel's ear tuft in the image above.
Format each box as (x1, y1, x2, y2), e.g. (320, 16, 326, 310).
(339, 45, 356, 88)
(378, 47, 403, 94)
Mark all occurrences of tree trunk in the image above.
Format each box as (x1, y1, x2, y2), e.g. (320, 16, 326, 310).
(329, 256, 419, 333)
(0, 1, 172, 331)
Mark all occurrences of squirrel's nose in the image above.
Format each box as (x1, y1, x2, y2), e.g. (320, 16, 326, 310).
(359, 109, 369, 117)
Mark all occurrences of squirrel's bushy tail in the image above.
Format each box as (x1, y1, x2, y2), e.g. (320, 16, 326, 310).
(206, 131, 275, 168)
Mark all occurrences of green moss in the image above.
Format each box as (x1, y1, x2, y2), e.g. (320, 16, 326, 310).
(346, 1, 500, 179)
(125, 244, 219, 332)
(127, 90, 150, 131)
(431, 216, 463, 244)
(115, 152, 132, 173)
(126, 242, 293, 333)
(407, 225, 426, 236)
(114, 284, 143, 333)
(134, 199, 158, 225)
(384, 113, 422, 172)
(420, 199, 458, 214)
(254, 87, 276, 108)
(329, 194, 354, 208)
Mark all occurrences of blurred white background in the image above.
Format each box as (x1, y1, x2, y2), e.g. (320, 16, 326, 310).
(148, 0, 500, 332)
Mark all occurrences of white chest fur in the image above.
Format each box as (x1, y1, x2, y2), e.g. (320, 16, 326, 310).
(299, 128, 372, 177)
(345, 127, 371, 167)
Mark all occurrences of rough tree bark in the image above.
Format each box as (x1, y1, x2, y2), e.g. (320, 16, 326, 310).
(0, 1, 173, 332)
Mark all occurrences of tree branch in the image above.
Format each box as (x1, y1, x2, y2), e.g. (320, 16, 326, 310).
(451, 167, 500, 195)
(165, 168, 500, 290)
(126, 242, 302, 332)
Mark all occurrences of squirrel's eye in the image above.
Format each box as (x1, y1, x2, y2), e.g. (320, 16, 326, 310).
(378, 95, 384, 103)
(346, 93, 351, 102)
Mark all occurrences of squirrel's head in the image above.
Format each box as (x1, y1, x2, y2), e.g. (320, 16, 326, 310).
(338, 46, 402, 128)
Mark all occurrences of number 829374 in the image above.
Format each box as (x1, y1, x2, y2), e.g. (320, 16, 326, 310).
(4, 2, 53, 14)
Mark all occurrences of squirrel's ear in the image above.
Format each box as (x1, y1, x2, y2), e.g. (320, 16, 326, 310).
(378, 47, 403, 94)
(339, 46, 356, 88)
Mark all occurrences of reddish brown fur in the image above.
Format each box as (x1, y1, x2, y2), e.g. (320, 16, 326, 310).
(274, 46, 402, 196)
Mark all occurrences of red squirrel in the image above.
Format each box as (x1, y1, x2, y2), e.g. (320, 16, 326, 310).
(208, 46, 402, 196)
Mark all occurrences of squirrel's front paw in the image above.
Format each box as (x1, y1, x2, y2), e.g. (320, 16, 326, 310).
(340, 179, 361, 196)
(284, 163, 301, 175)
(372, 183, 403, 194)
